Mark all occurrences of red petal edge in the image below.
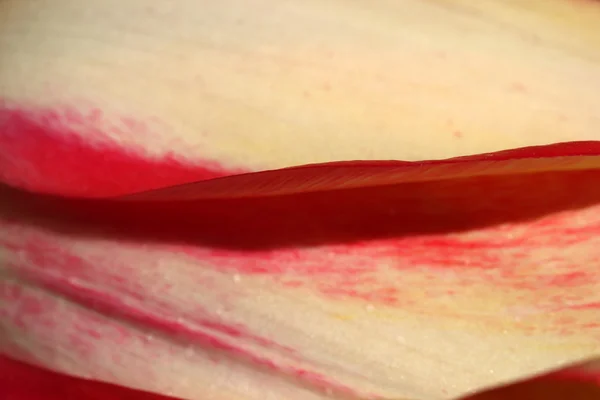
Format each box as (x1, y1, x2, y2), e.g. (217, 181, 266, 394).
(0, 355, 180, 400)
(120, 141, 600, 201)
(461, 358, 600, 400)
(2, 354, 599, 400)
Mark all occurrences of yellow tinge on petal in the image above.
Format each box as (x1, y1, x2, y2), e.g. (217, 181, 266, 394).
(0, 1, 600, 400)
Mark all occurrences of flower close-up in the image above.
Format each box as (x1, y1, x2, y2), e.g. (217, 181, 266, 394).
(1, 1, 599, 399)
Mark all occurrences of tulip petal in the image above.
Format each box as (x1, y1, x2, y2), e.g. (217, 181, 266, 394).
(0, 355, 180, 400)
(2, 142, 600, 400)
(2, 0, 600, 178)
(460, 357, 600, 400)
(2, 0, 600, 397)
(122, 141, 600, 200)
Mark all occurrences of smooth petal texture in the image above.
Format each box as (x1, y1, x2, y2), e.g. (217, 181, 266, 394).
(1, 0, 600, 399)
(1, 0, 600, 179)
(2, 140, 600, 400)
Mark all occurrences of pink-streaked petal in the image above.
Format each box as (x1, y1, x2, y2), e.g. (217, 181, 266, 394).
(2, 0, 600, 397)
(2, 141, 600, 399)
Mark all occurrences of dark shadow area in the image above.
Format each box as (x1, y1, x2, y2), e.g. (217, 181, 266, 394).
(1, 168, 600, 250)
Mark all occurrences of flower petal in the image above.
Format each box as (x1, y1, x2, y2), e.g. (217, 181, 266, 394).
(2, 142, 600, 399)
(460, 358, 600, 400)
(2, 0, 600, 398)
(0, 355, 180, 400)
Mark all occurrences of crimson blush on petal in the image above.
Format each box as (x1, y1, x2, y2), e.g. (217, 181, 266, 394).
(0, 355, 183, 400)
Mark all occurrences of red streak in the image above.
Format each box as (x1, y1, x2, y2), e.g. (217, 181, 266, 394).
(1, 236, 362, 398)
(0, 103, 243, 197)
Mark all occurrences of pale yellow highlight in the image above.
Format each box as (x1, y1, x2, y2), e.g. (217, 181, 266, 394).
(0, 0, 600, 171)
